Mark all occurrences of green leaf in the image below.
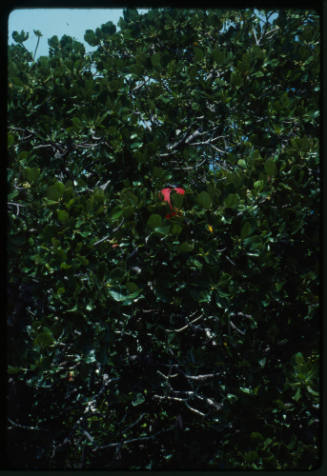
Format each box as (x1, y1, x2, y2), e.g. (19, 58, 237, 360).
(85, 349, 96, 363)
(178, 241, 194, 254)
(126, 282, 141, 293)
(147, 214, 162, 229)
(57, 209, 69, 224)
(12, 30, 29, 43)
(84, 29, 98, 46)
(258, 357, 266, 368)
(241, 222, 253, 239)
(253, 180, 264, 191)
(264, 158, 277, 176)
(108, 288, 141, 305)
(243, 235, 263, 252)
(193, 47, 204, 61)
(60, 262, 72, 270)
(46, 182, 65, 201)
(8, 133, 15, 147)
(253, 70, 264, 78)
(171, 224, 182, 235)
(292, 388, 302, 401)
(25, 167, 40, 182)
(212, 48, 226, 64)
(306, 386, 319, 397)
(294, 352, 304, 365)
(101, 21, 116, 36)
(151, 53, 161, 68)
(34, 327, 55, 350)
(131, 141, 143, 150)
(171, 192, 184, 209)
(108, 289, 126, 302)
(154, 225, 170, 235)
(224, 193, 239, 209)
(240, 386, 251, 394)
(8, 366, 23, 374)
(109, 207, 124, 221)
(131, 393, 145, 406)
(196, 191, 212, 209)
(251, 432, 264, 440)
(263, 438, 273, 450)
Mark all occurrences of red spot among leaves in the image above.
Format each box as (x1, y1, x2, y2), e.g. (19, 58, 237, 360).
(165, 211, 177, 219)
(160, 187, 174, 209)
(160, 186, 185, 219)
(174, 187, 185, 195)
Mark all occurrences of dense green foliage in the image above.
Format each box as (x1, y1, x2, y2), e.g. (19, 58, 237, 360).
(7, 8, 320, 470)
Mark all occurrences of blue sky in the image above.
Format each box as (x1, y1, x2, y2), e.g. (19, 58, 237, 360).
(8, 8, 146, 59)
(8, 8, 279, 60)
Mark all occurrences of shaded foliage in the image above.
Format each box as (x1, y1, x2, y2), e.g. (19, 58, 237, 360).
(7, 8, 320, 470)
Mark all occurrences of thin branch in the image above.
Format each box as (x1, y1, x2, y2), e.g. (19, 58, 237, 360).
(179, 157, 207, 171)
(93, 235, 110, 247)
(156, 370, 178, 380)
(229, 320, 246, 336)
(188, 135, 226, 147)
(33, 143, 54, 151)
(209, 143, 227, 155)
(7, 202, 26, 215)
(252, 26, 260, 45)
(194, 394, 223, 411)
(166, 124, 193, 151)
(121, 413, 146, 434)
(225, 255, 236, 266)
(264, 26, 280, 40)
(83, 430, 95, 443)
(184, 401, 206, 417)
(92, 423, 176, 452)
(184, 129, 207, 144)
(8, 418, 48, 432)
(153, 394, 185, 402)
(230, 311, 252, 319)
(93, 218, 125, 246)
(165, 313, 203, 333)
(184, 372, 218, 381)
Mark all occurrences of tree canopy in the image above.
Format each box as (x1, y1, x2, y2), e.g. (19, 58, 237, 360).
(7, 7, 320, 470)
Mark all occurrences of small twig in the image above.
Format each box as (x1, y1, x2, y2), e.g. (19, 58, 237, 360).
(156, 370, 178, 379)
(184, 373, 218, 381)
(93, 218, 125, 246)
(33, 143, 54, 151)
(184, 401, 206, 417)
(99, 180, 111, 191)
(7, 202, 26, 216)
(121, 413, 146, 434)
(165, 313, 203, 333)
(225, 255, 236, 266)
(230, 311, 252, 319)
(8, 418, 48, 432)
(209, 143, 227, 155)
(83, 430, 95, 443)
(92, 423, 176, 451)
(194, 394, 223, 411)
(189, 135, 225, 147)
(264, 26, 280, 40)
(93, 235, 110, 247)
(252, 26, 260, 45)
(184, 129, 207, 144)
(153, 394, 185, 402)
(179, 157, 207, 171)
(229, 320, 246, 336)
